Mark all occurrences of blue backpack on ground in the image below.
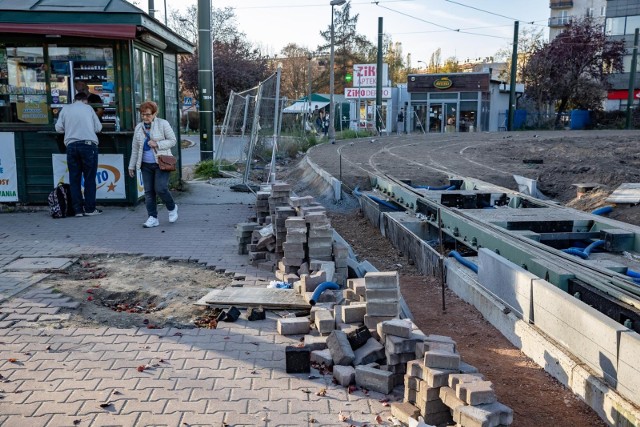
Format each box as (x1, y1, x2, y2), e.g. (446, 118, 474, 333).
(48, 183, 74, 218)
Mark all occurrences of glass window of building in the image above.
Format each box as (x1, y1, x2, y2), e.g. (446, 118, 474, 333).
(606, 17, 626, 35)
(133, 46, 163, 121)
(0, 45, 46, 124)
(626, 16, 640, 35)
(49, 46, 116, 125)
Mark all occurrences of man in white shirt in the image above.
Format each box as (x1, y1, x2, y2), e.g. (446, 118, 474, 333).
(55, 92, 103, 216)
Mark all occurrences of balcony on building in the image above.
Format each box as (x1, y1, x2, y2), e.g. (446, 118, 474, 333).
(549, 15, 573, 27)
(550, 0, 573, 9)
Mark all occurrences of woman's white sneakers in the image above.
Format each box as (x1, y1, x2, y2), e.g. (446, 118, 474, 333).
(143, 216, 160, 228)
(143, 206, 177, 228)
(168, 204, 178, 223)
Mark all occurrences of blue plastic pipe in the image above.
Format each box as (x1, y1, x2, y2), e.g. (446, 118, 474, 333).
(309, 281, 340, 306)
(353, 187, 400, 210)
(591, 206, 613, 216)
(448, 250, 478, 274)
(626, 269, 640, 278)
(562, 248, 589, 259)
(583, 240, 605, 257)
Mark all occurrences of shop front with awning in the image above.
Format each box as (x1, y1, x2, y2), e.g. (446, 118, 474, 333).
(283, 93, 330, 114)
(0, 0, 193, 205)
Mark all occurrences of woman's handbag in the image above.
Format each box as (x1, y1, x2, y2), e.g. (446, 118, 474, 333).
(153, 148, 177, 171)
(157, 154, 177, 172)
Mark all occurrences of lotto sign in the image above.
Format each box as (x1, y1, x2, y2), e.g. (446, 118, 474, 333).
(0, 132, 18, 201)
(344, 87, 392, 99)
(52, 154, 126, 199)
(353, 64, 389, 87)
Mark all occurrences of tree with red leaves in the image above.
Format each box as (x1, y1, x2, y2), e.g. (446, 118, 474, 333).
(523, 17, 625, 127)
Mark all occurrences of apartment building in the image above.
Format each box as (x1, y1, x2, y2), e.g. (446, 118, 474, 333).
(549, 0, 607, 40)
(604, 0, 640, 110)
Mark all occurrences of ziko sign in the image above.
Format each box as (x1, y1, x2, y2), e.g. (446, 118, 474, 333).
(353, 63, 389, 87)
(345, 87, 392, 99)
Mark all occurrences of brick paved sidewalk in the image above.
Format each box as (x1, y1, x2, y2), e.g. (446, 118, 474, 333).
(0, 179, 398, 426)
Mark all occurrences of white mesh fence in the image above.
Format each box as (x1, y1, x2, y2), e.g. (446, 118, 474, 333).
(216, 71, 285, 185)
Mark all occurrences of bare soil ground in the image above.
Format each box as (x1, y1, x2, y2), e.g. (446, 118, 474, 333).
(34, 255, 230, 330)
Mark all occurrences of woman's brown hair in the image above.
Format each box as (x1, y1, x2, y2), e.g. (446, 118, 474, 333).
(139, 101, 158, 114)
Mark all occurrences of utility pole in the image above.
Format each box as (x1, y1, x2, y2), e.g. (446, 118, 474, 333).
(197, 0, 214, 160)
(507, 20, 519, 132)
(376, 17, 383, 135)
(626, 28, 639, 129)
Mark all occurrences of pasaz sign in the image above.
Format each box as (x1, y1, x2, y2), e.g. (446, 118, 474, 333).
(344, 87, 391, 99)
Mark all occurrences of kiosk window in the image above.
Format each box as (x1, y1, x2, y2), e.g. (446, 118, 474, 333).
(133, 46, 163, 120)
(48, 47, 116, 126)
(0, 46, 47, 124)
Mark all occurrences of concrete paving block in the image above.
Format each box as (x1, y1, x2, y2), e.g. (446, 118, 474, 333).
(424, 350, 460, 370)
(459, 360, 479, 374)
(415, 397, 449, 415)
(390, 401, 421, 426)
(355, 365, 395, 394)
(386, 350, 417, 366)
(478, 248, 534, 323)
(617, 330, 640, 406)
(327, 330, 355, 365)
(405, 374, 422, 392)
(417, 383, 443, 403)
(310, 304, 333, 322)
(333, 365, 356, 386)
(364, 271, 399, 289)
(407, 360, 425, 380)
(386, 334, 419, 354)
(310, 349, 334, 366)
(425, 334, 457, 353)
(448, 373, 484, 390)
(314, 309, 335, 335)
(532, 278, 626, 388)
(367, 301, 400, 317)
(353, 337, 385, 366)
(277, 317, 310, 335)
(304, 334, 328, 351)
(379, 318, 413, 338)
(364, 314, 397, 329)
(425, 366, 457, 388)
(453, 401, 513, 427)
(286, 346, 310, 373)
(422, 411, 453, 426)
(342, 303, 367, 324)
(365, 288, 399, 301)
(455, 380, 496, 405)
(439, 386, 466, 411)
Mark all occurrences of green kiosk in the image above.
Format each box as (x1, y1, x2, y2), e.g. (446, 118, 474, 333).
(0, 0, 193, 206)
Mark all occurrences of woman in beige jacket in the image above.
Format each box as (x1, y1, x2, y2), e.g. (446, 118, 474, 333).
(128, 101, 178, 228)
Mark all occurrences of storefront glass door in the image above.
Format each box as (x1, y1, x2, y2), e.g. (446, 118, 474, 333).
(429, 102, 458, 133)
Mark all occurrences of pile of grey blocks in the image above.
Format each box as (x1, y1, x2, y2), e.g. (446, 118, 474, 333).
(237, 181, 349, 285)
(275, 267, 513, 427)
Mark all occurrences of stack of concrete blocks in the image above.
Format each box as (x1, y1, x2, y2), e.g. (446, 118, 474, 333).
(255, 189, 271, 225)
(281, 216, 307, 276)
(396, 336, 513, 427)
(306, 212, 334, 262)
(268, 182, 291, 218)
(377, 319, 421, 387)
(364, 271, 400, 329)
(333, 240, 349, 285)
(274, 206, 296, 259)
(236, 222, 259, 255)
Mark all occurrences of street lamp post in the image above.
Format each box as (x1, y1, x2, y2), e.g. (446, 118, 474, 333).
(307, 52, 313, 132)
(417, 60, 426, 73)
(328, 0, 346, 144)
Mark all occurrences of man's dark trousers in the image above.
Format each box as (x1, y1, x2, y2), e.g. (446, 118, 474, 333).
(67, 141, 98, 214)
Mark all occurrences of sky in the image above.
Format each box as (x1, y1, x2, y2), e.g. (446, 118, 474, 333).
(147, 0, 550, 65)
